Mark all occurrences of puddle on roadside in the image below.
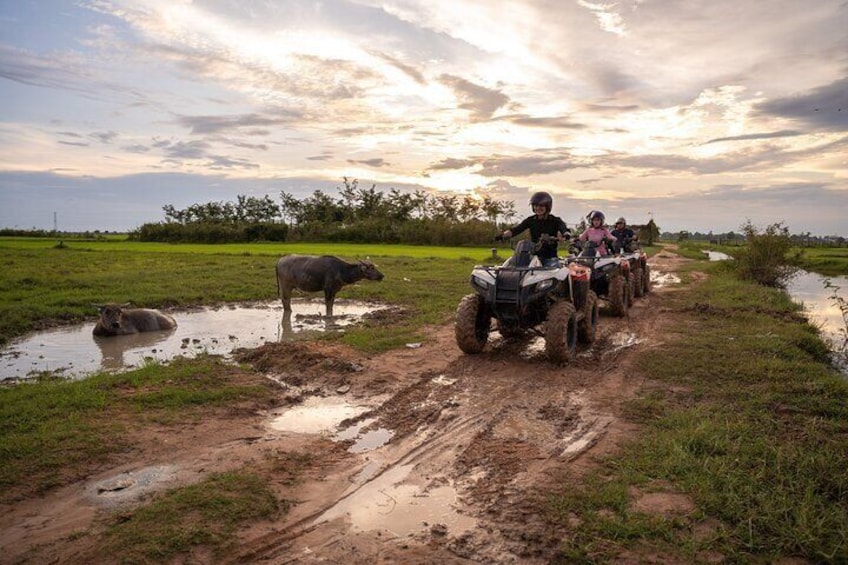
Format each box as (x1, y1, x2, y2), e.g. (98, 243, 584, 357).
(0, 299, 387, 382)
(315, 463, 476, 537)
(334, 417, 395, 453)
(605, 331, 643, 355)
(268, 396, 371, 434)
(86, 465, 178, 507)
(704, 250, 733, 261)
(650, 270, 681, 287)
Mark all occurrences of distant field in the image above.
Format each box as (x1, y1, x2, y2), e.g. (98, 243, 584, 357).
(797, 246, 848, 277)
(0, 236, 501, 260)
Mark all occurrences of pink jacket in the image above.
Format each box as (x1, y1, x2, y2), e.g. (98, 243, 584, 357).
(579, 227, 614, 256)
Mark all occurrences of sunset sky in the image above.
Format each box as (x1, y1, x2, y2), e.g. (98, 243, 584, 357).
(1, 0, 846, 235)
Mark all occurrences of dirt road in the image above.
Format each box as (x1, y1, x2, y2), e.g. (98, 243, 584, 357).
(2, 250, 691, 564)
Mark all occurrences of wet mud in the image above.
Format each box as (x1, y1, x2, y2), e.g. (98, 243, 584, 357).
(0, 250, 696, 564)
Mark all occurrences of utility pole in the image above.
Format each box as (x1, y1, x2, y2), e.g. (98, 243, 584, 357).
(53, 212, 57, 232)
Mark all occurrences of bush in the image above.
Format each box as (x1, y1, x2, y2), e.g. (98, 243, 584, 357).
(732, 221, 800, 287)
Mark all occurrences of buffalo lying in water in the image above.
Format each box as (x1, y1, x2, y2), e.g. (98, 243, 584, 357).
(92, 303, 178, 336)
(276, 255, 384, 317)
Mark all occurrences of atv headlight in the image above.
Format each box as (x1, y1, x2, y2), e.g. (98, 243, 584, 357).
(536, 279, 554, 291)
(471, 275, 489, 290)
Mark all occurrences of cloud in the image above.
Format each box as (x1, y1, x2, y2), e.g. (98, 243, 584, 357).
(347, 158, 390, 168)
(176, 113, 301, 135)
(705, 130, 804, 144)
(438, 74, 510, 121)
(755, 77, 848, 131)
(498, 114, 587, 129)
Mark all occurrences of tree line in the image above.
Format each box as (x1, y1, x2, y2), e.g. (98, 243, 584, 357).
(131, 178, 518, 245)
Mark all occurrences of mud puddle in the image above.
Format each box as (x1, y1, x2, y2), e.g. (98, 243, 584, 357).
(704, 250, 733, 261)
(0, 299, 387, 382)
(315, 462, 476, 538)
(651, 270, 681, 287)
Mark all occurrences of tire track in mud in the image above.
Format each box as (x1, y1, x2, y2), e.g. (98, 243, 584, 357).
(233, 250, 690, 563)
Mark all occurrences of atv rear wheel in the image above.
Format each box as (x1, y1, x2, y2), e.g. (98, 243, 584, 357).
(578, 290, 599, 344)
(632, 267, 644, 298)
(642, 264, 652, 294)
(609, 273, 629, 317)
(546, 300, 578, 363)
(455, 294, 490, 353)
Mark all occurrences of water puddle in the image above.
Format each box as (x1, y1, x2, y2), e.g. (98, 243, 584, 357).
(268, 396, 371, 434)
(334, 417, 395, 453)
(784, 271, 848, 375)
(86, 465, 178, 507)
(605, 331, 643, 355)
(651, 270, 681, 287)
(0, 299, 387, 382)
(315, 463, 476, 537)
(704, 250, 733, 261)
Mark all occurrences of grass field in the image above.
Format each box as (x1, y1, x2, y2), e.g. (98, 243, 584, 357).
(1, 238, 847, 562)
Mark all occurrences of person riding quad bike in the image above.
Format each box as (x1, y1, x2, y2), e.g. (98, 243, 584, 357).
(578, 210, 615, 256)
(611, 217, 651, 298)
(497, 191, 570, 267)
(610, 217, 638, 253)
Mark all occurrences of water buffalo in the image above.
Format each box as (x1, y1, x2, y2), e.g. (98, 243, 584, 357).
(92, 303, 178, 336)
(276, 255, 384, 317)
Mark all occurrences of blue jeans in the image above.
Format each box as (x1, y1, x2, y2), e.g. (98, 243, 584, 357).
(542, 257, 560, 268)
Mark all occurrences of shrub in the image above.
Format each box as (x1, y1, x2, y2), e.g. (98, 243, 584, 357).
(732, 221, 800, 287)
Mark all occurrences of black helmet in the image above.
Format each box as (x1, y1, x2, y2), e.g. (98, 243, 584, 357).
(615, 217, 626, 225)
(529, 191, 552, 213)
(588, 210, 605, 223)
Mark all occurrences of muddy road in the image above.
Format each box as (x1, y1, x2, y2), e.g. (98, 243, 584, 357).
(1, 251, 691, 564)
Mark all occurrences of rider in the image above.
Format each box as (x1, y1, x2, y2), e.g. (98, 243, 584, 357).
(497, 191, 570, 267)
(610, 217, 638, 253)
(578, 210, 615, 256)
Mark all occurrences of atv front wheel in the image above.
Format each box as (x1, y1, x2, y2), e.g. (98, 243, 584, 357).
(632, 267, 644, 298)
(455, 294, 491, 353)
(546, 300, 578, 363)
(578, 290, 599, 344)
(609, 273, 629, 317)
(642, 265, 652, 294)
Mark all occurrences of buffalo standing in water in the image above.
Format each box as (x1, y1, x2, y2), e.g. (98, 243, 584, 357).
(92, 303, 178, 336)
(275, 255, 384, 317)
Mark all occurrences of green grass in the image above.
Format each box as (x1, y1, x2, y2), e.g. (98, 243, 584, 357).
(0, 357, 274, 503)
(0, 235, 501, 259)
(544, 261, 848, 563)
(0, 239, 499, 349)
(797, 246, 848, 277)
(103, 470, 280, 563)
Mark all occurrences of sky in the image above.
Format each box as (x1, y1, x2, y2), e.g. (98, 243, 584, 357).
(1, 0, 846, 236)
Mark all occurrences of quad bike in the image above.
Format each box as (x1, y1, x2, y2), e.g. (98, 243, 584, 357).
(567, 240, 631, 317)
(612, 238, 651, 298)
(455, 236, 599, 364)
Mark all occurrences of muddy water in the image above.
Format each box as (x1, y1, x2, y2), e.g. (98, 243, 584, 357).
(0, 300, 385, 382)
(785, 271, 848, 375)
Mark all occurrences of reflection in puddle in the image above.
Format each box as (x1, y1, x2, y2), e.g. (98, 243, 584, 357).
(316, 463, 476, 537)
(335, 417, 395, 453)
(605, 332, 643, 355)
(0, 299, 386, 382)
(785, 271, 848, 376)
(651, 270, 681, 287)
(704, 250, 733, 261)
(268, 396, 370, 434)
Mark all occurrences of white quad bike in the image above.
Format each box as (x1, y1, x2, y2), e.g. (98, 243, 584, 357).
(568, 240, 631, 317)
(613, 238, 652, 298)
(455, 237, 599, 364)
